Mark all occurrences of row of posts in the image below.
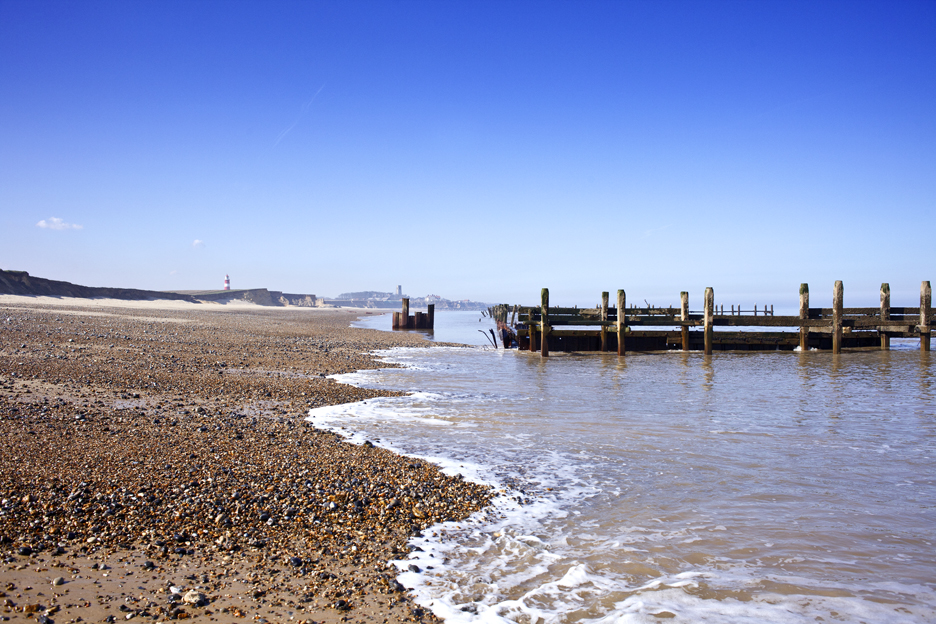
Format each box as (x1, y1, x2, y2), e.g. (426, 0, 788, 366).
(531, 281, 932, 357)
(805, 281, 932, 354)
(392, 298, 435, 330)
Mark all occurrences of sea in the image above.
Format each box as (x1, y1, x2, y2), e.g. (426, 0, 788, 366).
(307, 311, 936, 623)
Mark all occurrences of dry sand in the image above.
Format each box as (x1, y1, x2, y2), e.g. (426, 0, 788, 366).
(0, 296, 491, 624)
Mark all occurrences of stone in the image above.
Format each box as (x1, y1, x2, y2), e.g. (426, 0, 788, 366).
(52, 576, 65, 586)
(181, 590, 205, 605)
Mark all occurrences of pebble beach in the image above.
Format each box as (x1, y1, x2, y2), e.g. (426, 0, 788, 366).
(0, 297, 492, 624)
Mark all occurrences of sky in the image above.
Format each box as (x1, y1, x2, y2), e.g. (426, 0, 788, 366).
(1, 0, 934, 308)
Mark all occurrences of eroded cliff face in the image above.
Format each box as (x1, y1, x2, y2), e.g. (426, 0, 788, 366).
(0, 270, 198, 302)
(0, 270, 320, 307)
(275, 292, 318, 307)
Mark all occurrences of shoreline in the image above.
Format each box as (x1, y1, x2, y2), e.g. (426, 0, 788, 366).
(0, 296, 491, 624)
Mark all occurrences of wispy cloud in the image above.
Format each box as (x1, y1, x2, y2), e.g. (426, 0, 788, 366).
(37, 217, 83, 231)
(192, 239, 205, 249)
(642, 224, 672, 238)
(273, 84, 326, 147)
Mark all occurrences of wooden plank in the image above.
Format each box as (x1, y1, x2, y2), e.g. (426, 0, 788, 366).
(526, 314, 921, 329)
(852, 319, 917, 329)
(714, 316, 802, 327)
(810, 307, 909, 316)
(882, 331, 933, 338)
(536, 307, 601, 315)
(547, 330, 604, 337)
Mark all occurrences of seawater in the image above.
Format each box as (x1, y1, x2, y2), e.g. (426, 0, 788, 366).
(310, 312, 936, 623)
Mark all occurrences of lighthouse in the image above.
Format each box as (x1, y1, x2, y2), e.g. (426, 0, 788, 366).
(224, 275, 230, 291)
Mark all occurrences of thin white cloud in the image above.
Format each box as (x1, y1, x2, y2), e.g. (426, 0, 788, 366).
(192, 239, 205, 249)
(36, 217, 83, 231)
(273, 83, 326, 147)
(642, 224, 672, 238)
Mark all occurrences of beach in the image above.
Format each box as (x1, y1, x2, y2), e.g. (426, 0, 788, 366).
(0, 297, 491, 624)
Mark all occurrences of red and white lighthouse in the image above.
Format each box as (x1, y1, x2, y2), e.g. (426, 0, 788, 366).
(223, 274, 230, 291)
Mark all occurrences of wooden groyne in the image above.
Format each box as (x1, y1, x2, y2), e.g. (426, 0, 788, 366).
(391, 298, 435, 330)
(501, 281, 932, 356)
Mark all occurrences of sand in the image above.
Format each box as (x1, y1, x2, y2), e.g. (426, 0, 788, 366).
(0, 296, 490, 624)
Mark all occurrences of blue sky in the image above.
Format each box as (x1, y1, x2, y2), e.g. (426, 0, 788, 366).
(1, 0, 934, 307)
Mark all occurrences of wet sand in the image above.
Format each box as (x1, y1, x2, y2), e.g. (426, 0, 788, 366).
(0, 297, 491, 623)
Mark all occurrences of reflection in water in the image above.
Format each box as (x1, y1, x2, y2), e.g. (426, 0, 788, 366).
(313, 346, 936, 623)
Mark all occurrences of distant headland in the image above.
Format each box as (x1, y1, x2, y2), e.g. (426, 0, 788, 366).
(0, 269, 490, 310)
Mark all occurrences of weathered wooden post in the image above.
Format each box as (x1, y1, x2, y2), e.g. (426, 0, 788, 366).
(832, 281, 843, 354)
(921, 281, 931, 352)
(541, 288, 550, 358)
(401, 298, 410, 329)
(415, 311, 426, 329)
(427, 304, 435, 329)
(880, 283, 890, 350)
(704, 287, 714, 355)
(799, 284, 809, 351)
(600, 291, 609, 352)
(680, 291, 689, 351)
(392, 312, 400, 329)
(616, 290, 626, 356)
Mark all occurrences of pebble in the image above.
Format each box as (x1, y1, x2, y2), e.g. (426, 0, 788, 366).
(181, 589, 205, 605)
